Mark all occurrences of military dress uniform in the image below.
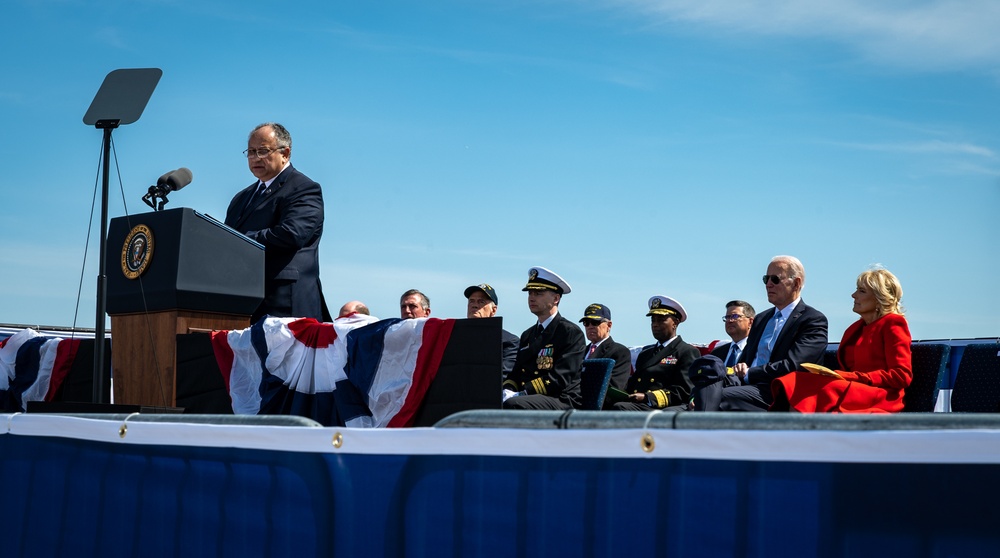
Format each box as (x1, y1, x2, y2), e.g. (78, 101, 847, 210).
(504, 313, 586, 408)
(503, 267, 586, 410)
(613, 295, 700, 412)
(614, 338, 700, 410)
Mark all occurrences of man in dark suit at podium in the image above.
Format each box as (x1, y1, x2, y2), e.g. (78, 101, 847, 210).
(225, 122, 331, 323)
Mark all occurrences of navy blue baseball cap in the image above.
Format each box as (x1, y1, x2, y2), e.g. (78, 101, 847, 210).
(579, 303, 612, 323)
(464, 284, 498, 305)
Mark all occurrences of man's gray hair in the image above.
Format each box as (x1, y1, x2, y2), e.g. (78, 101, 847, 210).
(251, 122, 292, 149)
(400, 289, 430, 311)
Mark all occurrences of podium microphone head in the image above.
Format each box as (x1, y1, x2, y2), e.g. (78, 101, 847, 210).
(158, 167, 193, 191)
(167, 167, 192, 191)
(156, 169, 173, 186)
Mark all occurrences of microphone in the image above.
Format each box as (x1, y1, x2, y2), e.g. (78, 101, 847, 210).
(143, 167, 193, 210)
(157, 167, 193, 192)
(156, 169, 173, 187)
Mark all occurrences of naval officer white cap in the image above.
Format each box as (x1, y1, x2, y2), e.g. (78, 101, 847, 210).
(646, 295, 687, 322)
(522, 266, 571, 295)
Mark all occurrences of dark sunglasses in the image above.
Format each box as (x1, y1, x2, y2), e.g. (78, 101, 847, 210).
(762, 275, 785, 285)
(581, 319, 605, 327)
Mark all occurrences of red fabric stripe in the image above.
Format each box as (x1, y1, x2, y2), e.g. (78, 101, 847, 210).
(387, 318, 455, 428)
(45, 339, 81, 402)
(210, 330, 236, 392)
(288, 318, 337, 349)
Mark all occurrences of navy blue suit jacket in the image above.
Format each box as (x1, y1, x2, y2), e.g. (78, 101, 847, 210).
(740, 300, 828, 385)
(225, 165, 330, 322)
(588, 336, 633, 391)
(501, 328, 519, 378)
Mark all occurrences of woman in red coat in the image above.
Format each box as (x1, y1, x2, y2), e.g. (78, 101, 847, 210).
(771, 267, 912, 413)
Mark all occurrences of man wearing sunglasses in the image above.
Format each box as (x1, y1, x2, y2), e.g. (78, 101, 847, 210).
(225, 122, 331, 323)
(577, 303, 632, 394)
(694, 255, 828, 411)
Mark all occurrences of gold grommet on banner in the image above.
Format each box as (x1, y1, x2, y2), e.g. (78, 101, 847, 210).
(641, 409, 662, 453)
(119, 412, 140, 439)
(332, 432, 343, 448)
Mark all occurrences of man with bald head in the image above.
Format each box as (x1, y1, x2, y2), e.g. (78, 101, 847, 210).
(694, 255, 828, 412)
(225, 122, 330, 323)
(338, 300, 370, 318)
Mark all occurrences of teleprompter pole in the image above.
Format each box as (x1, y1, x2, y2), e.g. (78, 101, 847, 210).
(83, 68, 162, 404)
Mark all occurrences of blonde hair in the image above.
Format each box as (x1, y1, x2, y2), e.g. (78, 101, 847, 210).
(857, 266, 904, 317)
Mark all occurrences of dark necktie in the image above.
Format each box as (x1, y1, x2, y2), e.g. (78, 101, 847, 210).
(532, 323, 543, 341)
(242, 182, 265, 216)
(725, 345, 740, 367)
(586, 343, 597, 359)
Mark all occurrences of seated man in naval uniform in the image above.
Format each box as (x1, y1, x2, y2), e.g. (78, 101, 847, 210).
(611, 295, 700, 412)
(502, 267, 586, 410)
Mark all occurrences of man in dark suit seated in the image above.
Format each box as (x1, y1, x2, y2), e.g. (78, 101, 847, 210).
(694, 255, 829, 412)
(464, 283, 519, 378)
(692, 300, 756, 410)
(612, 296, 701, 412)
(503, 267, 586, 410)
(575, 303, 632, 396)
(225, 122, 331, 323)
(711, 300, 756, 366)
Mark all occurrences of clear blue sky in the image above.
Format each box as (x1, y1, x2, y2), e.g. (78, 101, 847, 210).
(3, 0, 998, 348)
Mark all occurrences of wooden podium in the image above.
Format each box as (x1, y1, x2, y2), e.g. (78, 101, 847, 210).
(106, 208, 264, 408)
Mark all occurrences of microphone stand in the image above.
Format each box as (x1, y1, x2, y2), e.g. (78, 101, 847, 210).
(142, 185, 171, 211)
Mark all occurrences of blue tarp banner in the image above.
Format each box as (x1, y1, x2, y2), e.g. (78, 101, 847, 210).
(1, 415, 998, 557)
